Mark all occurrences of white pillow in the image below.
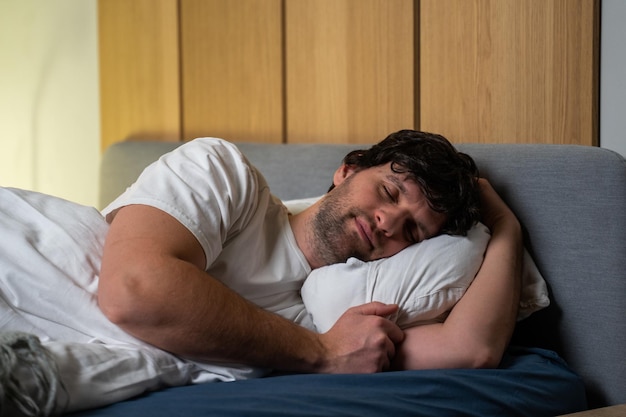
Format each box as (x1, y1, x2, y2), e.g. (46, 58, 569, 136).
(285, 197, 550, 333)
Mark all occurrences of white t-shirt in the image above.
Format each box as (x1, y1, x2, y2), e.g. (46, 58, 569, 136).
(103, 138, 312, 325)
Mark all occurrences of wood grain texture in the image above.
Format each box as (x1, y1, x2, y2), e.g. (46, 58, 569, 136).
(180, 0, 284, 143)
(98, 0, 181, 150)
(419, 0, 599, 145)
(285, 0, 416, 144)
(98, 0, 599, 148)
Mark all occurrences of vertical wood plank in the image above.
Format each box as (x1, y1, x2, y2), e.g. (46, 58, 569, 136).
(286, 0, 415, 144)
(98, 0, 181, 150)
(419, 0, 599, 145)
(180, 0, 283, 143)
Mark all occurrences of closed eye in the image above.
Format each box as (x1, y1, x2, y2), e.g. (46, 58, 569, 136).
(382, 185, 396, 202)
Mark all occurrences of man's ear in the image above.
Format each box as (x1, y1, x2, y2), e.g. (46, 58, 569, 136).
(332, 164, 358, 187)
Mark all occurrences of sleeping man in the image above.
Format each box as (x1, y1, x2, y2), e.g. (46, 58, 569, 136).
(0, 130, 524, 415)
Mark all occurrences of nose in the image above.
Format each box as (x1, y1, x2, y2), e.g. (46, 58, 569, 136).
(375, 206, 407, 237)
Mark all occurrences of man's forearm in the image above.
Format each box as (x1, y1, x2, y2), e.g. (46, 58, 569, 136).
(99, 253, 327, 372)
(100, 258, 405, 374)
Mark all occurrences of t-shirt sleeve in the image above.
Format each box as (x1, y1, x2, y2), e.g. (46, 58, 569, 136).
(101, 138, 262, 269)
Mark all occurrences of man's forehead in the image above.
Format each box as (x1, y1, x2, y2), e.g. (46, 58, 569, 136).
(365, 163, 417, 186)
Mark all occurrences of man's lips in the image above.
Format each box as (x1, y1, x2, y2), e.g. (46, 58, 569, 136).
(355, 217, 375, 250)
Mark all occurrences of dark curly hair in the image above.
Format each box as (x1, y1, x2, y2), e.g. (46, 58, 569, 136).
(330, 130, 480, 236)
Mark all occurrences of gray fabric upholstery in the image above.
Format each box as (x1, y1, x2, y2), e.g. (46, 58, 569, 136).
(99, 140, 626, 408)
(100, 141, 362, 207)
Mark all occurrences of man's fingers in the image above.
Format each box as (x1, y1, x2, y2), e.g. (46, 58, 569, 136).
(319, 302, 406, 374)
(351, 301, 398, 318)
(385, 321, 405, 345)
(348, 302, 404, 344)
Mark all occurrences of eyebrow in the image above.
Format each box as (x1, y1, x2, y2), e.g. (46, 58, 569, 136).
(386, 174, 407, 194)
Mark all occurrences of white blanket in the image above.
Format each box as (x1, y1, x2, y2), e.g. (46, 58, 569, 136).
(0, 188, 264, 414)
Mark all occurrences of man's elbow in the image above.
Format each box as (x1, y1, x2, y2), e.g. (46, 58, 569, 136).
(97, 268, 145, 328)
(465, 345, 505, 369)
(98, 293, 131, 327)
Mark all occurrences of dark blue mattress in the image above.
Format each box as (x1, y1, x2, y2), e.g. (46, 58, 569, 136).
(70, 347, 587, 417)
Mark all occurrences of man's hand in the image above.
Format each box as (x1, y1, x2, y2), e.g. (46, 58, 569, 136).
(316, 302, 404, 373)
(477, 178, 515, 230)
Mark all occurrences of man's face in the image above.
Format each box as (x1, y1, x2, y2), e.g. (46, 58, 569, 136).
(310, 163, 447, 266)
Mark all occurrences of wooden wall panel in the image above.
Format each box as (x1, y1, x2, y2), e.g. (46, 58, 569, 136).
(285, 0, 416, 144)
(98, 0, 181, 150)
(99, 0, 599, 149)
(419, 0, 599, 145)
(180, 0, 284, 143)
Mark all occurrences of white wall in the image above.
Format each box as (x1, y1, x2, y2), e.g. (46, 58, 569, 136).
(0, 0, 99, 206)
(600, 0, 626, 157)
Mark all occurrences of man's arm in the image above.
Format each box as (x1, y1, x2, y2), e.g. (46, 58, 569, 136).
(391, 179, 522, 370)
(98, 204, 404, 374)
